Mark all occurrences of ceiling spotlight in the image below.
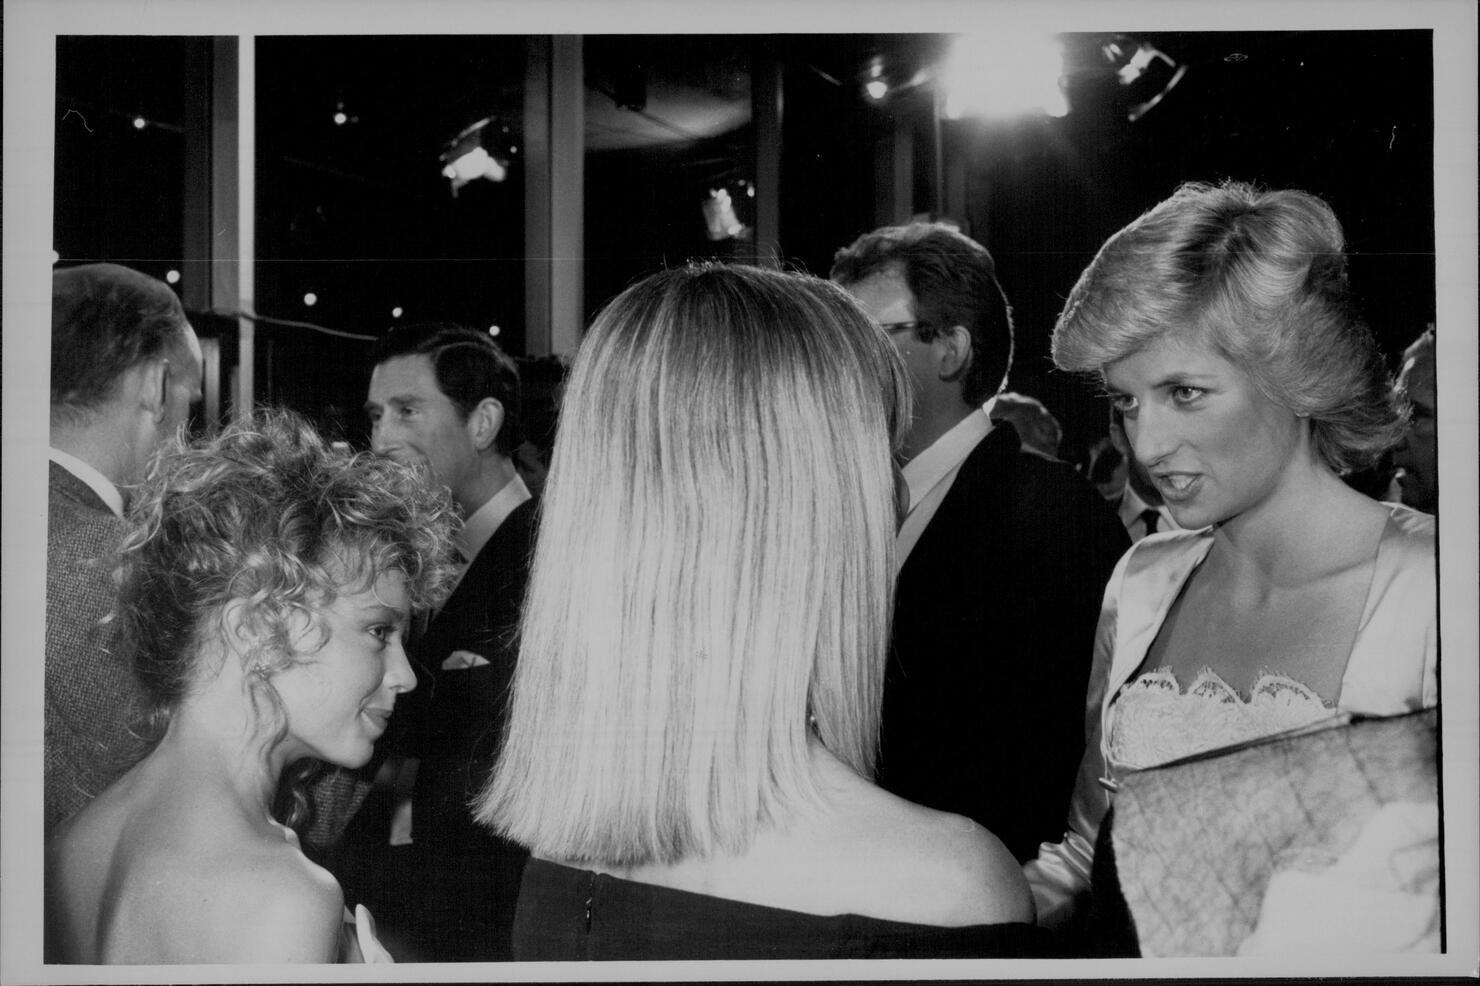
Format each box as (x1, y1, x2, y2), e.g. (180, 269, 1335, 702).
(392, 306, 404, 319)
(1102, 37, 1187, 122)
(862, 55, 891, 101)
(333, 110, 348, 126)
(488, 325, 501, 338)
(303, 292, 318, 307)
(132, 116, 147, 130)
(51, 250, 60, 265)
(165, 269, 181, 284)
(441, 116, 516, 197)
(941, 33, 1068, 120)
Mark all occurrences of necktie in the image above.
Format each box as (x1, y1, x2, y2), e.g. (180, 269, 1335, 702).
(1140, 508, 1160, 537)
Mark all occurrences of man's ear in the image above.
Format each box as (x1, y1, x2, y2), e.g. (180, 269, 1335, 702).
(467, 397, 505, 453)
(130, 356, 170, 420)
(936, 324, 974, 382)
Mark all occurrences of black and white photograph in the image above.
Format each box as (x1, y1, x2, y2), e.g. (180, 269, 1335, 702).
(3, 0, 1476, 981)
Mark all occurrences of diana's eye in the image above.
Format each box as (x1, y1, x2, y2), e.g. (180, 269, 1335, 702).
(1106, 393, 1137, 414)
(1171, 386, 1205, 404)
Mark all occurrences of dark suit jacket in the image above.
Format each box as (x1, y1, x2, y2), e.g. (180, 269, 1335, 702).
(401, 495, 538, 855)
(881, 423, 1129, 862)
(45, 461, 145, 831)
(381, 494, 538, 960)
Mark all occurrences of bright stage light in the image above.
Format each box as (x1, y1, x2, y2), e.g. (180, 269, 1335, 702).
(440, 117, 515, 197)
(940, 33, 1068, 120)
(165, 269, 181, 284)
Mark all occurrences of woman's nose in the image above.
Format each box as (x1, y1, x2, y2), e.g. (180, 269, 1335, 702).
(385, 637, 417, 694)
(1129, 406, 1175, 467)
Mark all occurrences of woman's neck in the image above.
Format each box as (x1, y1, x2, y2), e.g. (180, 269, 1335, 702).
(1213, 457, 1384, 586)
(151, 697, 283, 821)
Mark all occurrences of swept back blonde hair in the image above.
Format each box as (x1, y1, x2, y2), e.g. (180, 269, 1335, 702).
(1052, 180, 1404, 473)
(476, 263, 911, 865)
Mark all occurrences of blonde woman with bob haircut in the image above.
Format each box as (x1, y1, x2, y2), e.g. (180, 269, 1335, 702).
(477, 263, 1042, 960)
(1025, 182, 1437, 944)
(46, 410, 457, 963)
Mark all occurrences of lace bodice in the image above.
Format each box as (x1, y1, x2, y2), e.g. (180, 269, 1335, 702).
(1106, 668, 1337, 771)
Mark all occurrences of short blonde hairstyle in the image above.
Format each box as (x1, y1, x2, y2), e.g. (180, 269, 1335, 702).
(476, 263, 911, 865)
(1052, 181, 1405, 473)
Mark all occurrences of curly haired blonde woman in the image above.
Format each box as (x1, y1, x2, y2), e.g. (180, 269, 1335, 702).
(45, 410, 457, 963)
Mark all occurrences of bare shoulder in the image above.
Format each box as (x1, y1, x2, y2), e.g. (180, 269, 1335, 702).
(221, 846, 344, 963)
(129, 835, 345, 963)
(894, 804, 1035, 926)
(803, 771, 1035, 927)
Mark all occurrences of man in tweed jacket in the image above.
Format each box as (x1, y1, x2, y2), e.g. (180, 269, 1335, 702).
(46, 264, 202, 831)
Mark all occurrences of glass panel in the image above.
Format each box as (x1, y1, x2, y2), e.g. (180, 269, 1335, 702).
(582, 35, 755, 320)
(254, 36, 528, 438)
(54, 37, 189, 277)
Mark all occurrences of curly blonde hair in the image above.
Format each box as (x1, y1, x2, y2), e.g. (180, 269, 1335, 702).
(116, 408, 458, 773)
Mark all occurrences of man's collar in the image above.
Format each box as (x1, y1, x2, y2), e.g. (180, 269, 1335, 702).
(901, 408, 993, 511)
(1119, 481, 1176, 531)
(457, 473, 532, 564)
(49, 447, 125, 518)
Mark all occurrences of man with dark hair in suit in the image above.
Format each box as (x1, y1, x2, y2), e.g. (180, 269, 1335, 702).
(356, 323, 535, 961)
(832, 223, 1128, 863)
(47, 263, 203, 831)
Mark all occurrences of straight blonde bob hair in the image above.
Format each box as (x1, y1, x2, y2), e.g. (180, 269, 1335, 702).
(475, 263, 911, 865)
(1052, 181, 1404, 473)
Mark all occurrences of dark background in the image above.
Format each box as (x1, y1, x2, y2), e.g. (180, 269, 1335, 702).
(54, 31, 1434, 461)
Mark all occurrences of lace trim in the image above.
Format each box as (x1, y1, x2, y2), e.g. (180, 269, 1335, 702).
(1108, 667, 1334, 771)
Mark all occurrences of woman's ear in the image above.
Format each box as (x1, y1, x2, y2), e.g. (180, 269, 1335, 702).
(937, 324, 974, 382)
(220, 599, 259, 659)
(467, 397, 505, 453)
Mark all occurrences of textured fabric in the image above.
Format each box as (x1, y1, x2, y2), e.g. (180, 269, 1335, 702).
(45, 461, 147, 831)
(1024, 503, 1437, 927)
(1111, 709, 1438, 956)
(512, 859, 1059, 960)
(883, 422, 1130, 863)
(1108, 669, 1334, 770)
(48, 447, 123, 517)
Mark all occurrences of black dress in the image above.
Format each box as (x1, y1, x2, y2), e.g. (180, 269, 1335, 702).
(513, 858, 1058, 960)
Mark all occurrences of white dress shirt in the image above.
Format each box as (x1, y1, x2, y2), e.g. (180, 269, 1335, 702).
(896, 407, 994, 571)
(453, 472, 532, 591)
(49, 447, 125, 518)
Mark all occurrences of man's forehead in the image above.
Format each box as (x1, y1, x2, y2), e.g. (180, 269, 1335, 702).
(843, 263, 915, 317)
(369, 354, 444, 399)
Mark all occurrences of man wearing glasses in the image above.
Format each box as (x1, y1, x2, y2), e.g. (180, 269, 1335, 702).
(831, 223, 1127, 863)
